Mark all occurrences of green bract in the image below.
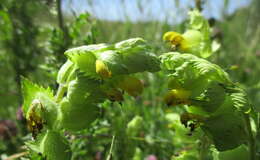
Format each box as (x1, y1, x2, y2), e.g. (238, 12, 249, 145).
(26, 130, 71, 160)
(201, 97, 247, 151)
(217, 145, 249, 160)
(58, 98, 99, 131)
(22, 78, 58, 130)
(64, 38, 160, 79)
(160, 52, 252, 151)
(188, 10, 213, 58)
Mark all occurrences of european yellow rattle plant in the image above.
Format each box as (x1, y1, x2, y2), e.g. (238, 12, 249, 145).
(21, 10, 257, 160)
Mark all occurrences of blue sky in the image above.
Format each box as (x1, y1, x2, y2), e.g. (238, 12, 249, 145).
(63, 0, 251, 24)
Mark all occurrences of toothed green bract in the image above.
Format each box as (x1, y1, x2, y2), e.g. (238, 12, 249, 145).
(21, 78, 58, 129)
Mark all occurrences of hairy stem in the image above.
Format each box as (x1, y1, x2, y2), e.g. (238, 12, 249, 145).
(244, 114, 256, 160)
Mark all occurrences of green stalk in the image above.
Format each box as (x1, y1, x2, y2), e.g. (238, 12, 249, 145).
(55, 85, 66, 103)
(106, 135, 116, 160)
(244, 114, 256, 160)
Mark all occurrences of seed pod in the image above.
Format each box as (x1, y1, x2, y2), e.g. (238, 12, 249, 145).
(104, 88, 124, 102)
(117, 76, 143, 97)
(26, 99, 45, 138)
(164, 89, 191, 106)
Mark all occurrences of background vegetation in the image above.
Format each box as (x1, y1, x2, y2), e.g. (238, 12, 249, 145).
(0, 0, 260, 159)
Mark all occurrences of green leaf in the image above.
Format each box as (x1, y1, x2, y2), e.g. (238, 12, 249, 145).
(58, 98, 99, 132)
(193, 82, 226, 113)
(65, 48, 97, 78)
(188, 10, 206, 30)
(41, 130, 71, 160)
(21, 78, 58, 129)
(115, 37, 150, 51)
(65, 39, 160, 78)
(218, 145, 249, 160)
(160, 52, 231, 84)
(230, 87, 251, 113)
(201, 97, 247, 151)
(66, 75, 106, 104)
(94, 50, 128, 75)
(188, 10, 213, 58)
(116, 38, 161, 73)
(65, 43, 113, 54)
(121, 51, 161, 73)
(58, 76, 105, 131)
(26, 131, 71, 160)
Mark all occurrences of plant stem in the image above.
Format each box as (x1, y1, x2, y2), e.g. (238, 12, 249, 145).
(57, 0, 65, 33)
(106, 135, 116, 160)
(5, 152, 28, 160)
(244, 113, 256, 160)
(57, 0, 69, 45)
(55, 85, 66, 103)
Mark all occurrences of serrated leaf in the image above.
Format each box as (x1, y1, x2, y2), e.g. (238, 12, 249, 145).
(57, 75, 105, 131)
(21, 78, 58, 129)
(58, 98, 99, 132)
(201, 97, 247, 151)
(65, 48, 98, 78)
(26, 130, 71, 160)
(195, 82, 226, 113)
(121, 51, 160, 73)
(66, 75, 106, 104)
(230, 87, 251, 113)
(94, 50, 128, 75)
(188, 10, 213, 58)
(40, 130, 71, 160)
(116, 38, 160, 73)
(188, 10, 205, 30)
(160, 52, 231, 84)
(65, 39, 160, 78)
(65, 43, 113, 54)
(115, 37, 149, 51)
